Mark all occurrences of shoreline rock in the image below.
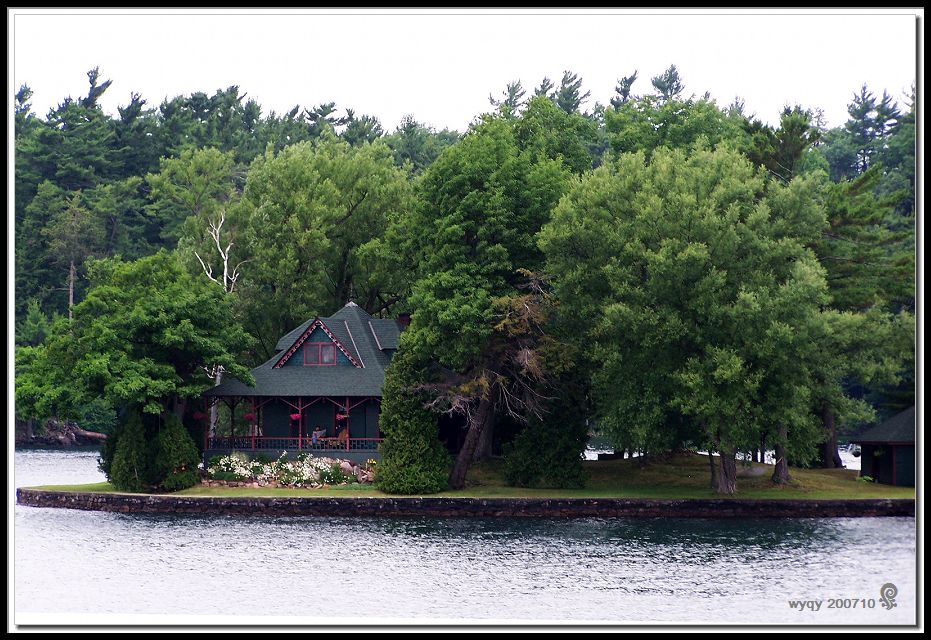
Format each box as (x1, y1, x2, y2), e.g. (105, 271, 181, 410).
(14, 489, 916, 519)
(15, 419, 107, 449)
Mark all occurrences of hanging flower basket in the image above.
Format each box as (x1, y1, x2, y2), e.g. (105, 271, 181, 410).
(336, 413, 348, 421)
(289, 413, 301, 421)
(192, 411, 206, 420)
(243, 412, 256, 422)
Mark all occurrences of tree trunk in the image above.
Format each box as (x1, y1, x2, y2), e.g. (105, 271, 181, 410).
(772, 425, 790, 484)
(708, 448, 718, 490)
(25, 419, 35, 439)
(715, 447, 738, 495)
(821, 403, 843, 469)
(67, 260, 76, 321)
(472, 414, 494, 462)
(448, 396, 494, 489)
(760, 434, 767, 464)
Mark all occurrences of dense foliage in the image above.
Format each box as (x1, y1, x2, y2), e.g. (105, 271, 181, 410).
(15, 67, 915, 494)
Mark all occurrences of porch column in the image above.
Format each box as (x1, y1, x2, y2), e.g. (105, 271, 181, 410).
(203, 397, 209, 452)
(345, 396, 350, 452)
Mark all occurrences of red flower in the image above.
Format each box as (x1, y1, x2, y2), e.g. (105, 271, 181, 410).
(243, 413, 256, 421)
(289, 413, 301, 421)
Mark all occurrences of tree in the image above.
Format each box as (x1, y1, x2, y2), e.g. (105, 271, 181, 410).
(383, 115, 459, 174)
(389, 116, 571, 488)
(534, 76, 555, 99)
(15, 299, 53, 347)
(604, 94, 745, 158)
(32, 250, 253, 420)
(42, 191, 106, 319)
(554, 70, 591, 114)
(146, 147, 240, 245)
(845, 84, 878, 173)
(512, 96, 597, 174)
(489, 80, 527, 116)
(341, 109, 384, 146)
(610, 71, 639, 109)
(540, 146, 829, 493)
(743, 106, 822, 183)
(239, 132, 414, 358)
(651, 65, 685, 103)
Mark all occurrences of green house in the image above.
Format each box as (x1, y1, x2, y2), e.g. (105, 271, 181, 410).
(202, 302, 405, 463)
(851, 406, 916, 487)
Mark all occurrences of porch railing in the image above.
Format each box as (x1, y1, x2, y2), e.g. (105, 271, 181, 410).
(206, 436, 383, 452)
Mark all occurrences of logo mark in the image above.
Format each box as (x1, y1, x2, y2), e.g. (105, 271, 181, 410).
(879, 583, 898, 610)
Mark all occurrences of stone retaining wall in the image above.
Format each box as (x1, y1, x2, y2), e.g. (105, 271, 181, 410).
(16, 489, 915, 518)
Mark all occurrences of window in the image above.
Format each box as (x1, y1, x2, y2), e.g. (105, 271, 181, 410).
(304, 342, 337, 366)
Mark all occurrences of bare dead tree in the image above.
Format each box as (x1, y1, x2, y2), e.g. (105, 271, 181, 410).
(193, 206, 250, 435)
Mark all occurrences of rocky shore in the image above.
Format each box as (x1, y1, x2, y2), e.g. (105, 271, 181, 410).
(15, 419, 107, 449)
(16, 489, 916, 519)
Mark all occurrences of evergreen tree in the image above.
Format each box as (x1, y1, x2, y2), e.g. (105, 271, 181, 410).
(489, 80, 527, 116)
(651, 64, 685, 103)
(610, 71, 638, 109)
(554, 70, 591, 114)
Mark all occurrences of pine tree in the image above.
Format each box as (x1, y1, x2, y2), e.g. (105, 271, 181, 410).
(651, 65, 685, 103)
(610, 71, 638, 109)
(555, 70, 591, 114)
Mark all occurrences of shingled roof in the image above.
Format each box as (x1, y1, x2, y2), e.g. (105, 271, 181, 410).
(205, 302, 403, 398)
(851, 406, 916, 444)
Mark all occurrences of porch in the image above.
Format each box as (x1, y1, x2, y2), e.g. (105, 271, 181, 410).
(200, 394, 384, 465)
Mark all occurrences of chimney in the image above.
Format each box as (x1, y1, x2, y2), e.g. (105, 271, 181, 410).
(397, 312, 411, 329)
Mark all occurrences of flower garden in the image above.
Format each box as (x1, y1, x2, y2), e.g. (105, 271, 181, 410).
(204, 451, 376, 488)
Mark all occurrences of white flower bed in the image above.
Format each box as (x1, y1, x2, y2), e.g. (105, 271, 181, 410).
(206, 451, 371, 487)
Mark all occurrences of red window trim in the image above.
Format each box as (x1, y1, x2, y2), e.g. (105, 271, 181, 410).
(304, 342, 337, 366)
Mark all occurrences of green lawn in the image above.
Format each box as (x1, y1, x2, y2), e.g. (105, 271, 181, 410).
(24, 452, 915, 500)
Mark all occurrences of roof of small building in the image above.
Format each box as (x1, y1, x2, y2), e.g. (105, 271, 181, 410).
(205, 302, 404, 398)
(851, 406, 916, 444)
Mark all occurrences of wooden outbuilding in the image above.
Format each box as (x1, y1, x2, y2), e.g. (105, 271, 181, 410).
(851, 406, 916, 487)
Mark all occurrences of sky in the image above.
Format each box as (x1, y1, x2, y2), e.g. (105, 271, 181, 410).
(8, 8, 922, 133)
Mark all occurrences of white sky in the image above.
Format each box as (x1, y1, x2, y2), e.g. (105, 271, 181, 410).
(8, 8, 923, 132)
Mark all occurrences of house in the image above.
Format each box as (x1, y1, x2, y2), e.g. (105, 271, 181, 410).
(850, 406, 916, 487)
(201, 302, 406, 463)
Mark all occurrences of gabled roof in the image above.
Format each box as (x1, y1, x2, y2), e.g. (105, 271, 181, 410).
(205, 302, 402, 398)
(273, 317, 362, 368)
(851, 406, 916, 444)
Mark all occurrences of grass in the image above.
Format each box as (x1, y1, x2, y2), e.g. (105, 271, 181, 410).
(23, 452, 915, 500)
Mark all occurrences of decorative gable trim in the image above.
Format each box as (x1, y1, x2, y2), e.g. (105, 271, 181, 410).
(273, 318, 362, 369)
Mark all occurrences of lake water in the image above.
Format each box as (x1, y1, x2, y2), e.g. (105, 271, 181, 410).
(13, 449, 916, 627)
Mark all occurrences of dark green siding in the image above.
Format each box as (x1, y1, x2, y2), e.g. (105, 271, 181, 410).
(894, 445, 915, 486)
(305, 403, 334, 436)
(263, 401, 291, 437)
(367, 403, 380, 438)
(283, 327, 352, 366)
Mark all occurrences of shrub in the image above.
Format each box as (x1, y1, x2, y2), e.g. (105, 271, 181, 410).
(155, 414, 201, 491)
(109, 412, 149, 492)
(503, 384, 588, 489)
(318, 462, 352, 485)
(375, 349, 450, 494)
(856, 475, 875, 483)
